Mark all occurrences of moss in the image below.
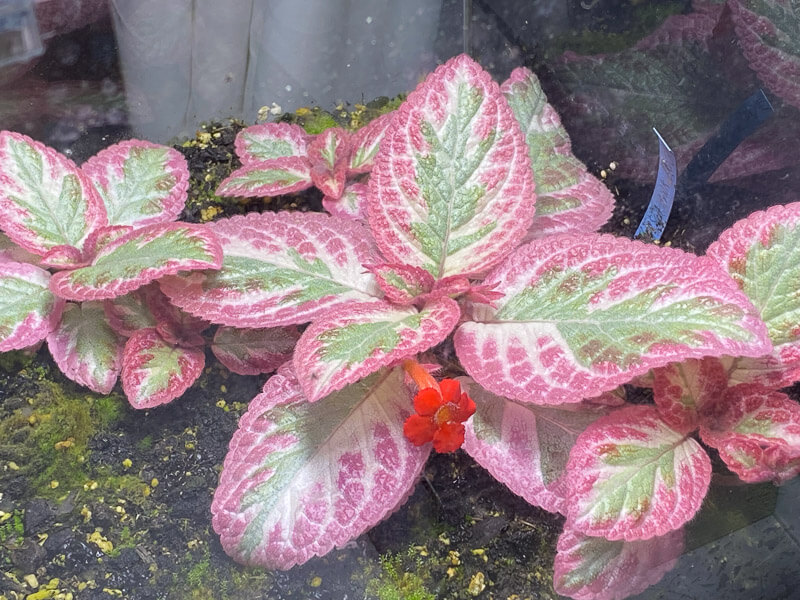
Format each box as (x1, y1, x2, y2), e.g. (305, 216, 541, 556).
(0, 510, 25, 545)
(366, 552, 436, 600)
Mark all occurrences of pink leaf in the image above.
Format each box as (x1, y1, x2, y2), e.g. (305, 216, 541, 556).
(40, 245, 89, 269)
(462, 378, 611, 515)
(211, 364, 429, 568)
(366, 262, 435, 305)
(0, 260, 64, 351)
(0, 232, 41, 265)
(234, 122, 310, 165)
(566, 405, 711, 541)
(160, 212, 382, 328)
(294, 296, 460, 402)
(455, 233, 771, 405)
(103, 284, 160, 337)
(554, 526, 683, 600)
(49, 222, 223, 301)
(308, 127, 350, 199)
(322, 181, 370, 221)
(211, 326, 300, 375)
(652, 357, 729, 433)
(216, 157, 313, 198)
(699, 384, 800, 484)
(367, 54, 536, 279)
(348, 112, 394, 175)
(121, 328, 205, 409)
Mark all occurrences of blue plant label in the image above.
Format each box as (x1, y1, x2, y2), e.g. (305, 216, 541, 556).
(635, 128, 676, 242)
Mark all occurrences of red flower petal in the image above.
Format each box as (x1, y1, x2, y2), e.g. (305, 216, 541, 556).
(432, 422, 466, 453)
(413, 387, 443, 416)
(404, 414, 436, 446)
(439, 379, 462, 404)
(452, 391, 477, 422)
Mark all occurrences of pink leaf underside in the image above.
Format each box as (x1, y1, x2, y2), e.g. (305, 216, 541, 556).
(308, 127, 350, 199)
(348, 112, 394, 175)
(210, 363, 430, 569)
(104, 284, 160, 337)
(293, 296, 461, 402)
(40, 244, 88, 269)
(500, 67, 613, 241)
(46, 301, 123, 394)
(121, 328, 205, 409)
(367, 262, 435, 305)
(211, 325, 301, 375)
(81, 139, 189, 227)
(699, 384, 800, 484)
(461, 378, 611, 515)
(729, 0, 800, 110)
(566, 404, 711, 541)
(49, 222, 223, 301)
(553, 526, 684, 600)
(652, 357, 729, 433)
(0, 260, 64, 351)
(234, 122, 310, 165)
(216, 156, 313, 198)
(455, 232, 771, 405)
(721, 353, 800, 389)
(0, 131, 106, 255)
(0, 232, 41, 265)
(159, 211, 382, 328)
(707, 201, 800, 384)
(367, 53, 536, 279)
(322, 181, 370, 221)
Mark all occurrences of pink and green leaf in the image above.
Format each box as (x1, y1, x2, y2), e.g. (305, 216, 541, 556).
(367, 54, 536, 279)
(234, 122, 309, 165)
(40, 244, 88, 269)
(348, 112, 394, 174)
(366, 263, 435, 305)
(455, 233, 771, 405)
(308, 127, 350, 199)
(0, 131, 106, 255)
(121, 328, 205, 409)
(0, 260, 64, 351)
(216, 157, 313, 198)
(211, 364, 429, 569)
(553, 526, 683, 600)
(104, 284, 160, 337)
(82, 140, 189, 227)
(652, 357, 729, 432)
(566, 405, 711, 541)
(500, 67, 613, 240)
(322, 182, 369, 221)
(159, 212, 381, 328)
(211, 326, 300, 375)
(46, 301, 123, 394)
(462, 378, 610, 515)
(49, 222, 223, 301)
(699, 384, 800, 484)
(0, 232, 41, 265)
(294, 296, 460, 402)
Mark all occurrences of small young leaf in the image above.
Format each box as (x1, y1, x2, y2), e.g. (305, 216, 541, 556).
(0, 131, 106, 255)
(47, 301, 123, 394)
(462, 379, 610, 515)
(366, 262, 435, 305)
(308, 127, 350, 199)
(368, 54, 536, 279)
(211, 326, 300, 375)
(216, 157, 313, 198)
(455, 233, 771, 405)
(82, 140, 189, 227)
(322, 181, 369, 221)
(294, 296, 461, 402)
(160, 212, 381, 327)
(40, 244, 88, 269)
(0, 260, 64, 351)
(652, 358, 729, 433)
(699, 384, 800, 484)
(121, 328, 205, 409)
(103, 284, 161, 337)
(566, 405, 711, 541)
(348, 112, 394, 174)
(235, 122, 309, 165)
(50, 222, 223, 301)
(554, 526, 683, 600)
(211, 365, 429, 568)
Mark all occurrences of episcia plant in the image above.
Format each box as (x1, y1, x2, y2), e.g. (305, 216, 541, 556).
(0, 134, 228, 407)
(157, 52, 784, 594)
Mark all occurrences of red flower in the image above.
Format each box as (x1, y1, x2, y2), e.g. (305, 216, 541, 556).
(403, 370, 476, 453)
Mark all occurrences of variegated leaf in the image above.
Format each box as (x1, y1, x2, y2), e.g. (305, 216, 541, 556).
(0, 131, 106, 255)
(216, 157, 313, 198)
(553, 526, 683, 600)
(82, 140, 189, 227)
(566, 405, 711, 541)
(699, 384, 800, 484)
(652, 358, 729, 433)
(308, 127, 350, 199)
(211, 364, 429, 569)
(294, 297, 460, 402)
(322, 182, 369, 221)
(0, 232, 41, 265)
(366, 263, 435, 305)
(159, 212, 381, 328)
(455, 233, 771, 405)
(121, 328, 205, 409)
(46, 301, 123, 394)
(234, 122, 309, 165)
(0, 260, 64, 351)
(49, 222, 223, 301)
(348, 112, 394, 174)
(501, 67, 613, 240)
(103, 284, 161, 337)
(707, 202, 800, 387)
(462, 378, 610, 515)
(40, 245, 88, 269)
(367, 53, 536, 279)
(720, 354, 800, 389)
(212, 326, 300, 375)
